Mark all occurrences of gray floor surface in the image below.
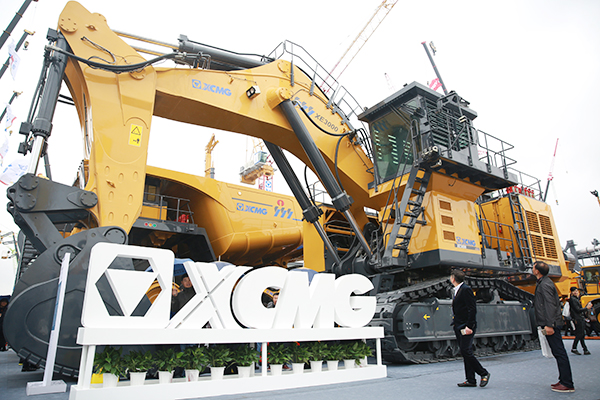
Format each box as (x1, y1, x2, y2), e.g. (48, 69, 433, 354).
(1, 340, 599, 400)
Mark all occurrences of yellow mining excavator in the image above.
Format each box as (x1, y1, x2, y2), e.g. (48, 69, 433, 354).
(563, 240, 600, 312)
(3, 1, 573, 375)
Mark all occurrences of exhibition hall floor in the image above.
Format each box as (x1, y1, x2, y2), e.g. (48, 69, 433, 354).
(2, 341, 598, 400)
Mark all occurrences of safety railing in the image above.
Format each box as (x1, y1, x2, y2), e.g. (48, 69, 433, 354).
(475, 129, 517, 175)
(142, 192, 195, 224)
(479, 218, 518, 253)
(268, 41, 374, 164)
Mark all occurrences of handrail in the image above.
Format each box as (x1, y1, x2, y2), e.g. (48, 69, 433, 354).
(268, 41, 374, 164)
(142, 192, 194, 224)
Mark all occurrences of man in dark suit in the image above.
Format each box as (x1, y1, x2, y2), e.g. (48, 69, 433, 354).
(568, 286, 591, 355)
(450, 269, 490, 388)
(533, 261, 575, 393)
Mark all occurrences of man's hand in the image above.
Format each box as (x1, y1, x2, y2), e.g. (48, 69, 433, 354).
(545, 326, 554, 336)
(464, 327, 473, 335)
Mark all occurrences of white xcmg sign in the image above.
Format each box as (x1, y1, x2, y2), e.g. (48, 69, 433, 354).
(82, 243, 376, 330)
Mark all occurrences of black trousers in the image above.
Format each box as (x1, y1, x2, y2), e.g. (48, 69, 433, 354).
(572, 319, 588, 351)
(454, 327, 488, 383)
(546, 327, 574, 388)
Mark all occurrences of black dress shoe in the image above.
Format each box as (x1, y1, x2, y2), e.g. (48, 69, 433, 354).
(480, 373, 491, 387)
(457, 381, 477, 387)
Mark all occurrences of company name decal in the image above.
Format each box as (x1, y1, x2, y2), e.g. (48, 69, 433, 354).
(294, 96, 339, 133)
(84, 243, 376, 330)
(234, 198, 300, 221)
(192, 79, 231, 96)
(455, 236, 478, 250)
(237, 203, 268, 215)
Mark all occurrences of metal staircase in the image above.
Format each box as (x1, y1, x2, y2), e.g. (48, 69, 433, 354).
(382, 165, 431, 268)
(507, 193, 533, 268)
(16, 236, 39, 280)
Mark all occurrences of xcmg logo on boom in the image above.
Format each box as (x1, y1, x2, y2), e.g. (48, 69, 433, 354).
(192, 79, 232, 96)
(237, 202, 268, 215)
(293, 97, 315, 116)
(294, 96, 339, 133)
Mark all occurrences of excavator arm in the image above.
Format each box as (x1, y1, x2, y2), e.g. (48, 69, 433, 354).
(59, 2, 375, 230)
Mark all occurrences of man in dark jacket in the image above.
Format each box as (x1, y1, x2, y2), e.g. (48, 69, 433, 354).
(172, 275, 196, 314)
(533, 261, 574, 393)
(450, 269, 490, 388)
(568, 287, 591, 355)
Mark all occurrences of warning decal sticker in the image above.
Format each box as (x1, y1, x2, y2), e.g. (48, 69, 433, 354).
(129, 124, 142, 147)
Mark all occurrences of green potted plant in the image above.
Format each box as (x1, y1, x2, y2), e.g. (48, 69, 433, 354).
(233, 344, 260, 378)
(206, 344, 233, 380)
(289, 342, 310, 374)
(306, 341, 328, 373)
(122, 350, 153, 386)
(182, 346, 209, 382)
(341, 341, 363, 369)
(354, 340, 373, 367)
(267, 343, 291, 376)
(323, 342, 344, 371)
(153, 348, 185, 384)
(93, 346, 124, 388)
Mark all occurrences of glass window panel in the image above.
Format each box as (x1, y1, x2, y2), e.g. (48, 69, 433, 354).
(369, 108, 413, 182)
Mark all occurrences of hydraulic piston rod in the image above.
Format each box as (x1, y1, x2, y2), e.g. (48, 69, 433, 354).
(264, 141, 342, 268)
(278, 99, 371, 255)
(24, 30, 69, 175)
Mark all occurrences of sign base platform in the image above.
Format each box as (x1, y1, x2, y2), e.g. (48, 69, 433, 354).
(26, 380, 67, 396)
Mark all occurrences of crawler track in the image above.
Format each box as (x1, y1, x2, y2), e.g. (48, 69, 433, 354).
(370, 276, 539, 364)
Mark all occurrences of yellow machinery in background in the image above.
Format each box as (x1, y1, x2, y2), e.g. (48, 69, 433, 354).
(563, 240, 600, 313)
(2, 1, 579, 374)
(204, 134, 218, 179)
(240, 139, 275, 187)
(138, 166, 302, 266)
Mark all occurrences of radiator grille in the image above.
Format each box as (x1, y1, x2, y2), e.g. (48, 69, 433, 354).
(526, 212, 558, 260)
(539, 215, 553, 236)
(443, 231, 455, 241)
(439, 200, 452, 211)
(441, 215, 454, 226)
(526, 211, 539, 233)
(544, 237, 558, 259)
(530, 234, 545, 257)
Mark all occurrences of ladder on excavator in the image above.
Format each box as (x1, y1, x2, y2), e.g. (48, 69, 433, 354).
(15, 237, 39, 280)
(381, 165, 431, 268)
(508, 193, 533, 268)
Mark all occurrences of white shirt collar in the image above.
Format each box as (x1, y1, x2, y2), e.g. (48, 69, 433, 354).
(453, 281, 464, 296)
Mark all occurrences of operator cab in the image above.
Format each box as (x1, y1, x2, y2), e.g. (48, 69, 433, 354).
(358, 81, 517, 192)
(582, 266, 600, 295)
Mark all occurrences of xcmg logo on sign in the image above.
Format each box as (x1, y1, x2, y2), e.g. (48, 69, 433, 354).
(191, 79, 232, 96)
(83, 243, 376, 330)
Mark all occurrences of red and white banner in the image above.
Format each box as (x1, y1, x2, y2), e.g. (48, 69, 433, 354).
(8, 40, 21, 80)
(429, 78, 442, 92)
(4, 104, 17, 132)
